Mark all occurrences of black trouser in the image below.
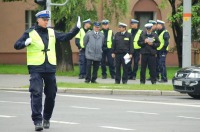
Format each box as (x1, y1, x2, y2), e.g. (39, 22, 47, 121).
(85, 59, 100, 82)
(140, 54, 156, 84)
(128, 49, 140, 78)
(29, 72, 57, 125)
(101, 49, 115, 77)
(115, 53, 128, 83)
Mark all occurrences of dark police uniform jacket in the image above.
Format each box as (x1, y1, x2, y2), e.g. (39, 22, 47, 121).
(14, 24, 80, 73)
(112, 31, 133, 54)
(138, 31, 160, 55)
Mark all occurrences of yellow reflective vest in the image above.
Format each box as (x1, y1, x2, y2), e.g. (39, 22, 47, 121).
(101, 30, 113, 48)
(27, 28, 56, 65)
(157, 30, 169, 51)
(75, 28, 89, 48)
(128, 29, 142, 49)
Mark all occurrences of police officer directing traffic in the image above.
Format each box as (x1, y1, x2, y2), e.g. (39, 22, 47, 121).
(75, 18, 91, 79)
(127, 19, 143, 80)
(112, 22, 133, 84)
(138, 23, 160, 84)
(14, 10, 81, 131)
(101, 19, 115, 79)
(156, 20, 170, 83)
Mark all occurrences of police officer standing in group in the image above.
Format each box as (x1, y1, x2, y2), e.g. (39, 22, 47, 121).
(101, 19, 115, 79)
(84, 22, 104, 83)
(156, 20, 170, 83)
(146, 20, 157, 81)
(14, 10, 80, 131)
(75, 18, 91, 79)
(138, 23, 160, 84)
(112, 22, 133, 84)
(127, 19, 143, 80)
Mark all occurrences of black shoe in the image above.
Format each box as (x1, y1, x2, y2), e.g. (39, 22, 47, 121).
(35, 123, 43, 131)
(158, 79, 168, 83)
(123, 82, 127, 84)
(79, 75, 85, 79)
(140, 82, 145, 84)
(43, 120, 50, 129)
(102, 75, 107, 79)
(85, 80, 90, 83)
(91, 80, 98, 83)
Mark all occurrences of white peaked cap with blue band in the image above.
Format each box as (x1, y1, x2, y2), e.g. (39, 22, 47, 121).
(157, 20, 165, 24)
(35, 10, 50, 18)
(131, 19, 139, 24)
(148, 20, 157, 25)
(118, 22, 127, 27)
(145, 23, 153, 28)
(83, 18, 91, 23)
(102, 19, 110, 25)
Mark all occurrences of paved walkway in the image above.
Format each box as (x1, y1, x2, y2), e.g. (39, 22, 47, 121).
(0, 74, 172, 88)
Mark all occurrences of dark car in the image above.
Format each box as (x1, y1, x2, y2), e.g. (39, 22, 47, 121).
(172, 66, 200, 99)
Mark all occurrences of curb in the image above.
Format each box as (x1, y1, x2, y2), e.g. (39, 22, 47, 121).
(0, 87, 186, 96)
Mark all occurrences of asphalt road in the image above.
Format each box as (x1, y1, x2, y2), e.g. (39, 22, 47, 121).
(0, 90, 200, 132)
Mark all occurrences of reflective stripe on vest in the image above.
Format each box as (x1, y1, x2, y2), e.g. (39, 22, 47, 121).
(128, 29, 142, 49)
(157, 30, 169, 51)
(27, 28, 56, 65)
(101, 30, 113, 48)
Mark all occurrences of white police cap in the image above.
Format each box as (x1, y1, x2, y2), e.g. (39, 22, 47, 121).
(35, 10, 50, 18)
(131, 19, 139, 24)
(145, 23, 153, 29)
(118, 22, 127, 27)
(148, 20, 157, 25)
(102, 19, 110, 25)
(157, 20, 165, 24)
(83, 18, 91, 23)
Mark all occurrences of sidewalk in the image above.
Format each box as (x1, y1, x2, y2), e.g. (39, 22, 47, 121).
(0, 74, 184, 96)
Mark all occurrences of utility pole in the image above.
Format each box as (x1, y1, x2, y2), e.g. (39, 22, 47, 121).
(46, 0, 69, 27)
(182, 0, 192, 68)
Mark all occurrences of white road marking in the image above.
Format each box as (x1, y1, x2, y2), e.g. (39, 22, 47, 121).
(71, 106, 100, 110)
(127, 111, 159, 115)
(177, 116, 200, 120)
(2, 91, 200, 108)
(0, 115, 16, 118)
(51, 120, 79, 125)
(57, 94, 200, 108)
(100, 126, 135, 131)
(0, 100, 29, 104)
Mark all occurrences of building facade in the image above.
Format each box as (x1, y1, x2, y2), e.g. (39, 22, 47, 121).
(0, 0, 182, 66)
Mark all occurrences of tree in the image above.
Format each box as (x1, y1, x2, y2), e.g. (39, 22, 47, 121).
(168, 0, 200, 67)
(3, 0, 128, 71)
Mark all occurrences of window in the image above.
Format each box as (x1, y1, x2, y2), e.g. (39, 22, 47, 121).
(25, 10, 37, 29)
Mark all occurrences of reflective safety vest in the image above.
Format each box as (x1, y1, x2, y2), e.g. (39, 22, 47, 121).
(157, 30, 169, 51)
(27, 28, 56, 65)
(128, 29, 142, 49)
(101, 30, 113, 48)
(75, 28, 89, 48)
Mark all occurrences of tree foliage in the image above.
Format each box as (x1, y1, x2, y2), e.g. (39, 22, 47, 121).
(167, 0, 200, 67)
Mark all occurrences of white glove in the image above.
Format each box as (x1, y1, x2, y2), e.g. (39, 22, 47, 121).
(25, 38, 32, 46)
(77, 16, 81, 29)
